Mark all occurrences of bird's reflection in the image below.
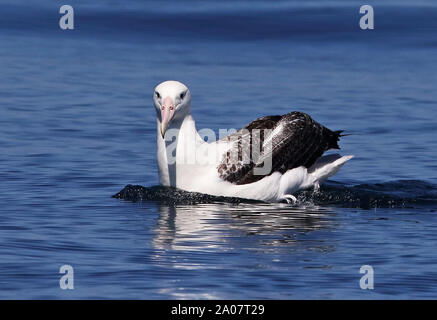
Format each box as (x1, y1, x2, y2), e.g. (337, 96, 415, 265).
(152, 202, 335, 251)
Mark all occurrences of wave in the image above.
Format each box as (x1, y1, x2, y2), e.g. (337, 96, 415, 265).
(112, 180, 437, 209)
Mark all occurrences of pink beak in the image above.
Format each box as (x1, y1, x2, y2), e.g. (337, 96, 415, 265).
(160, 96, 175, 138)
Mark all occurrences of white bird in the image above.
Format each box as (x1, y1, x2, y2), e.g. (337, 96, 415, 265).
(152, 80, 353, 203)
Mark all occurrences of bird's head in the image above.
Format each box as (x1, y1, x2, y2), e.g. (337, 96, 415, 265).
(153, 80, 191, 138)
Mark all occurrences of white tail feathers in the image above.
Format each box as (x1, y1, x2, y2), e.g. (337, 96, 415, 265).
(308, 154, 354, 186)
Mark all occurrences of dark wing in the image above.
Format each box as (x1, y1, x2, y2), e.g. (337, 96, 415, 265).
(216, 111, 343, 185)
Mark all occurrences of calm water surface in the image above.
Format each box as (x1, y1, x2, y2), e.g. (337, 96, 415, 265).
(1, 0, 437, 299)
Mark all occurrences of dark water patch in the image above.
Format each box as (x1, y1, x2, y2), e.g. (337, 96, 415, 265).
(296, 180, 437, 209)
(114, 180, 437, 209)
(112, 184, 262, 205)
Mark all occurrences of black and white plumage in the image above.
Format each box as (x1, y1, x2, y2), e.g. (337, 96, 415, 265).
(217, 112, 344, 185)
(153, 80, 353, 203)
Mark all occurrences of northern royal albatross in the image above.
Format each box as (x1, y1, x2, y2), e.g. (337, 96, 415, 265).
(153, 80, 353, 203)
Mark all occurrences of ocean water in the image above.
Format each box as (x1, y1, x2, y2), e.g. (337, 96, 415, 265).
(1, 0, 437, 299)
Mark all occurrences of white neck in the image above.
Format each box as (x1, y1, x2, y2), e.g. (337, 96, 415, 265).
(156, 112, 203, 187)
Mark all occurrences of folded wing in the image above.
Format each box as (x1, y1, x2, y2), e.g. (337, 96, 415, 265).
(216, 111, 343, 185)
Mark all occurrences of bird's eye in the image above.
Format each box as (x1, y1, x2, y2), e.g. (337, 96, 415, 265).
(155, 91, 161, 99)
(180, 92, 186, 99)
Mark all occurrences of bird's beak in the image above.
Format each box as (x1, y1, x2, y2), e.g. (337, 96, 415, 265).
(160, 96, 175, 138)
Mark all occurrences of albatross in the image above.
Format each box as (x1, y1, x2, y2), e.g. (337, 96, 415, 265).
(153, 80, 353, 203)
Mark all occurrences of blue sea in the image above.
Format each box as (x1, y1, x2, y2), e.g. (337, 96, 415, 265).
(1, 0, 437, 299)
